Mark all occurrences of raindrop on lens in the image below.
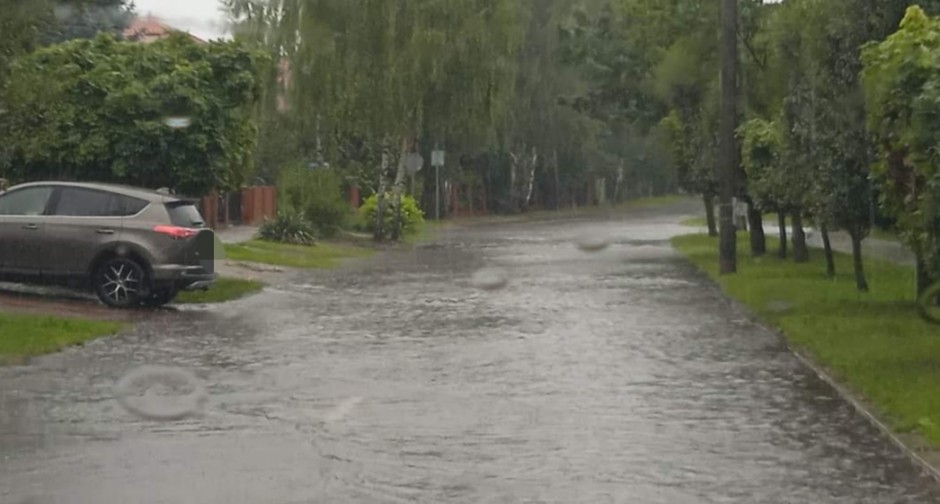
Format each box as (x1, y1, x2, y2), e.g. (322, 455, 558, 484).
(470, 268, 509, 291)
(114, 366, 208, 421)
(163, 116, 192, 130)
(575, 233, 609, 252)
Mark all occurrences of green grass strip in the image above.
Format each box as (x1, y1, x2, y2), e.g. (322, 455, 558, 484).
(672, 233, 940, 445)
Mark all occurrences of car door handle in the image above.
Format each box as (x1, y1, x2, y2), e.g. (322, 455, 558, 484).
(96, 228, 115, 235)
(21, 224, 38, 230)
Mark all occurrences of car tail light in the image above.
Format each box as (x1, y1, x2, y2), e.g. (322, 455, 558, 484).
(154, 225, 198, 240)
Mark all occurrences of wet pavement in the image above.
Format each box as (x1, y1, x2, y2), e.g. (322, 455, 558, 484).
(2, 204, 940, 503)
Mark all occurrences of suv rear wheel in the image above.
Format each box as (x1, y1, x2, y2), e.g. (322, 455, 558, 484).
(94, 257, 146, 308)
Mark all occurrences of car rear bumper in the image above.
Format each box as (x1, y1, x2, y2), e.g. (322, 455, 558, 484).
(152, 264, 217, 290)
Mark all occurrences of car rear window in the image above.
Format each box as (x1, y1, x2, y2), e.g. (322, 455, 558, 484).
(165, 201, 206, 227)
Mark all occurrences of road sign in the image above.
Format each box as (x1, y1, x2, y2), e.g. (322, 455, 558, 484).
(404, 153, 424, 175)
(432, 150, 445, 167)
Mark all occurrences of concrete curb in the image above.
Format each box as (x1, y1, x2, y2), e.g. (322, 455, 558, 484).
(787, 344, 940, 484)
(714, 282, 940, 485)
(678, 257, 940, 485)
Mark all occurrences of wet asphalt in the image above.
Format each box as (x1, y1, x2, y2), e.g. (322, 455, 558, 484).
(2, 203, 940, 504)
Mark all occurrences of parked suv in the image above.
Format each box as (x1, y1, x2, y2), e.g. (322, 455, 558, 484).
(0, 181, 217, 307)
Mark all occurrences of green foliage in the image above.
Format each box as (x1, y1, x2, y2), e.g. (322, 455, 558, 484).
(739, 118, 785, 212)
(277, 165, 350, 237)
(862, 5, 940, 277)
(358, 193, 425, 236)
(259, 210, 317, 246)
(41, 1, 133, 46)
(0, 33, 268, 196)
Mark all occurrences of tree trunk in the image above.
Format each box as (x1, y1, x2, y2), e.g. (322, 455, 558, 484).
(777, 212, 788, 259)
(390, 137, 409, 242)
(704, 193, 718, 237)
(792, 212, 809, 263)
(718, 0, 738, 275)
(916, 251, 933, 297)
(850, 232, 869, 292)
(523, 147, 538, 211)
(374, 142, 391, 242)
(747, 203, 765, 256)
(553, 149, 560, 211)
(821, 222, 835, 278)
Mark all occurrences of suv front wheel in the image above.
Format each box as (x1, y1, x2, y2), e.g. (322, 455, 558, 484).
(94, 257, 146, 308)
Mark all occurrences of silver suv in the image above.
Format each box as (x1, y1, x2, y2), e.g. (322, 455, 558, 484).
(0, 181, 217, 307)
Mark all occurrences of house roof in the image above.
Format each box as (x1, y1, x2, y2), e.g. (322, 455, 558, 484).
(123, 14, 206, 44)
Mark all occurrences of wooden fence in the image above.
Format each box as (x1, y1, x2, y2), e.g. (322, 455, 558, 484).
(200, 186, 277, 229)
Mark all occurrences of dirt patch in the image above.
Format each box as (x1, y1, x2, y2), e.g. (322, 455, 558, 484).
(216, 259, 295, 285)
(0, 289, 154, 322)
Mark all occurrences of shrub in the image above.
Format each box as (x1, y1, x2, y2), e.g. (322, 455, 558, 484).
(358, 193, 425, 236)
(277, 164, 350, 237)
(259, 211, 316, 245)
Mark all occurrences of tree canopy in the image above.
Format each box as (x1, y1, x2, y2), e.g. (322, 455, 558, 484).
(0, 34, 268, 196)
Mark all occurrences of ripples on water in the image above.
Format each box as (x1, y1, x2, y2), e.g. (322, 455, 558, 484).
(575, 232, 610, 252)
(470, 268, 510, 291)
(114, 366, 208, 421)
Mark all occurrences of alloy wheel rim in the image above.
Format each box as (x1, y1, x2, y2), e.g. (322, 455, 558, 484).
(102, 261, 140, 303)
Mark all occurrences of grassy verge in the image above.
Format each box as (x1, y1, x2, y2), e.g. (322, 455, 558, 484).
(224, 239, 373, 269)
(680, 213, 778, 228)
(0, 314, 124, 361)
(175, 277, 265, 304)
(870, 227, 899, 242)
(681, 216, 709, 227)
(672, 233, 940, 445)
(618, 194, 688, 209)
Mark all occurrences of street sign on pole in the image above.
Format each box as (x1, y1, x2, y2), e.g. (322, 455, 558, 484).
(431, 150, 445, 168)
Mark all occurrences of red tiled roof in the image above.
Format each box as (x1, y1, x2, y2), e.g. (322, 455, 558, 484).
(123, 15, 206, 44)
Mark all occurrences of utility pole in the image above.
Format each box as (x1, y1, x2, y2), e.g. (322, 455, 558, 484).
(719, 0, 738, 275)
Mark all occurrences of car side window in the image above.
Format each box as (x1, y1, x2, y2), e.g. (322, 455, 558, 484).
(118, 196, 149, 216)
(54, 188, 120, 217)
(0, 187, 54, 216)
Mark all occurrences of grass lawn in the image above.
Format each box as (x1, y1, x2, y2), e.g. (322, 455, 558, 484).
(224, 239, 373, 269)
(619, 194, 688, 209)
(175, 277, 265, 304)
(0, 314, 124, 361)
(672, 233, 940, 445)
(680, 213, 778, 228)
(681, 216, 709, 227)
(870, 227, 900, 242)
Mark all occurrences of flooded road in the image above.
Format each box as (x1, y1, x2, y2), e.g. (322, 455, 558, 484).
(2, 206, 940, 503)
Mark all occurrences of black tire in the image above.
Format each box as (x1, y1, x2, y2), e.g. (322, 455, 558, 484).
(142, 287, 179, 308)
(94, 257, 147, 308)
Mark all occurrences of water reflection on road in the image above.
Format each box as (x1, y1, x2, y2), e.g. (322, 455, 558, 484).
(2, 207, 939, 503)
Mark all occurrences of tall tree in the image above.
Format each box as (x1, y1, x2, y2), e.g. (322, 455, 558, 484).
(719, 0, 739, 274)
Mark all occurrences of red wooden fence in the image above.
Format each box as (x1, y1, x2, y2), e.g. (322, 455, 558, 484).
(200, 186, 277, 229)
(241, 186, 277, 226)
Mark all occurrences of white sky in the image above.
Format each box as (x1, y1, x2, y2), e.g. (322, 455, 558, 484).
(132, 0, 230, 41)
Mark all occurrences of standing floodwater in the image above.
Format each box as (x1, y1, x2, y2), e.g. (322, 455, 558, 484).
(1, 205, 939, 503)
